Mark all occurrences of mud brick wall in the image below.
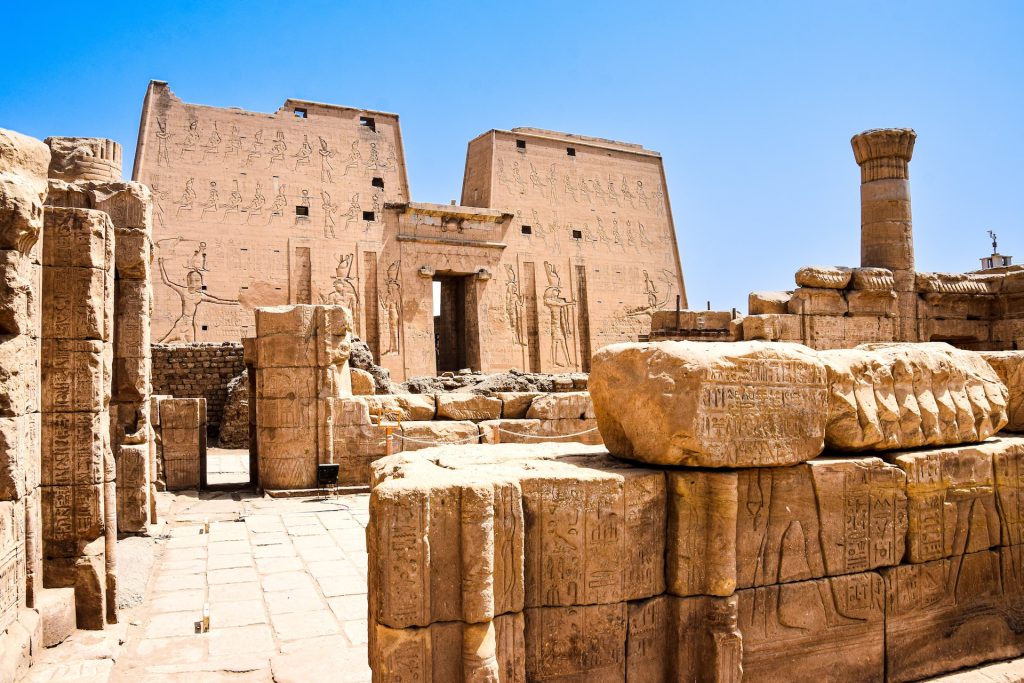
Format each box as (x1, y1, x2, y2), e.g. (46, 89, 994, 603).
(151, 342, 244, 431)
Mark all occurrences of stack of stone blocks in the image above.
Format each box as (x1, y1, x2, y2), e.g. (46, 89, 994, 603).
(253, 304, 352, 490)
(368, 340, 1024, 682)
(0, 129, 48, 677)
(331, 390, 602, 487)
(43, 136, 156, 535)
(150, 342, 244, 433)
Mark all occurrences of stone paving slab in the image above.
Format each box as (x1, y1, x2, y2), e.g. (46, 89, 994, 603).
(108, 491, 372, 683)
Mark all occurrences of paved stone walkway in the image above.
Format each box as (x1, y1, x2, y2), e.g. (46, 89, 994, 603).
(206, 449, 250, 486)
(109, 491, 372, 682)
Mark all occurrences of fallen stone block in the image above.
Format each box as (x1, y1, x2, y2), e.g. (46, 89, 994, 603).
(495, 392, 542, 419)
(748, 290, 791, 315)
(399, 420, 479, 451)
(981, 351, 1024, 432)
(822, 342, 1008, 451)
(525, 391, 594, 420)
(788, 287, 849, 316)
(350, 367, 374, 395)
(590, 341, 828, 467)
(435, 393, 501, 421)
(478, 418, 602, 446)
(360, 394, 436, 421)
(36, 587, 75, 647)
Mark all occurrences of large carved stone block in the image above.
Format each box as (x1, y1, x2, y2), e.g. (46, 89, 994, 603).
(369, 444, 663, 630)
(748, 291, 791, 315)
(981, 351, 1024, 432)
(590, 341, 828, 467)
(41, 483, 103, 557)
(524, 602, 626, 682)
(254, 304, 351, 369)
(847, 289, 897, 317)
(113, 279, 151, 358)
(883, 547, 1024, 683)
(370, 613, 524, 683)
(787, 287, 849, 316)
(495, 392, 542, 419)
(41, 208, 113, 272)
(112, 228, 151, 281)
(0, 335, 39, 417)
(41, 411, 105, 487)
(40, 339, 105, 413)
(159, 398, 204, 430)
(478, 418, 602, 445)
(255, 367, 316, 400)
(44, 137, 121, 184)
(822, 343, 1008, 451)
(887, 441, 1001, 563)
(741, 314, 803, 342)
(111, 357, 150, 404)
(41, 266, 110, 341)
(795, 265, 852, 289)
(668, 457, 906, 596)
(42, 538, 106, 629)
(737, 571, 885, 683)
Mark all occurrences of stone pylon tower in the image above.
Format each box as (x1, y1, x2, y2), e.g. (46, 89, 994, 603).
(851, 128, 917, 341)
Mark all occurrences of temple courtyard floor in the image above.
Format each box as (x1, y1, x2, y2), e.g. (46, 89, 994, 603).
(27, 487, 373, 682)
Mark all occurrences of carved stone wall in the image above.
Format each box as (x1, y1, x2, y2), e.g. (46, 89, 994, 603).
(0, 128, 48, 675)
(40, 206, 114, 629)
(134, 84, 689, 381)
(151, 342, 244, 432)
(155, 397, 206, 491)
(133, 81, 410, 344)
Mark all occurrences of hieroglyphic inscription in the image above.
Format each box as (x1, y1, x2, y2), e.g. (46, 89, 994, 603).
(524, 602, 626, 682)
(697, 358, 827, 466)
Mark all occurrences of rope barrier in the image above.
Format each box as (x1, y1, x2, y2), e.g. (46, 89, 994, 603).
(391, 432, 484, 446)
(497, 426, 600, 440)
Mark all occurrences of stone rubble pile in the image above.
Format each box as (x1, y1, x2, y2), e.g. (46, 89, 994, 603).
(369, 340, 1024, 682)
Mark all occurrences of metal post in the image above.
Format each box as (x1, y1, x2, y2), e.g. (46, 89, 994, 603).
(385, 426, 393, 456)
(492, 423, 500, 444)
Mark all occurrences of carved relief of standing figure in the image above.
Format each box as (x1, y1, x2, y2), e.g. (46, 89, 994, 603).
(318, 136, 335, 183)
(157, 257, 238, 343)
(321, 253, 360, 336)
(156, 117, 171, 166)
(543, 262, 575, 368)
(321, 190, 338, 238)
(504, 265, 526, 346)
(379, 260, 402, 355)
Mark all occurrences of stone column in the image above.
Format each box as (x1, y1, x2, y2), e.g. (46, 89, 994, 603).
(40, 206, 114, 629)
(44, 139, 154, 536)
(0, 129, 49, 636)
(851, 128, 918, 341)
(254, 305, 351, 490)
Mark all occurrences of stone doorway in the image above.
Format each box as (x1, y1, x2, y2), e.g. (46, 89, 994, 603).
(432, 273, 480, 373)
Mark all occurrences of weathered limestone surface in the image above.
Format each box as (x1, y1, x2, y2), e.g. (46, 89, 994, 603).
(360, 394, 435, 422)
(479, 418, 602, 446)
(788, 287, 849, 316)
(525, 391, 594, 420)
(350, 367, 375, 396)
(883, 547, 1024, 683)
(44, 137, 122, 183)
(738, 571, 885, 683)
(748, 290, 791, 315)
(494, 392, 542, 419)
(399, 420, 479, 452)
(590, 341, 828, 467)
(823, 342, 1008, 452)
(668, 457, 907, 596)
(981, 351, 1024, 432)
(255, 304, 352, 489)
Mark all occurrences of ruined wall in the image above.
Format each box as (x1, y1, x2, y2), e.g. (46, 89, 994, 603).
(459, 128, 687, 372)
(133, 80, 409, 344)
(0, 129, 48, 674)
(151, 342, 244, 431)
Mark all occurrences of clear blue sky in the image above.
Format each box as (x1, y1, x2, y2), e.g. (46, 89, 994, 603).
(2, 1, 1021, 310)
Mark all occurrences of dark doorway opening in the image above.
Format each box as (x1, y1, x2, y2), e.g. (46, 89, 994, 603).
(432, 273, 479, 373)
